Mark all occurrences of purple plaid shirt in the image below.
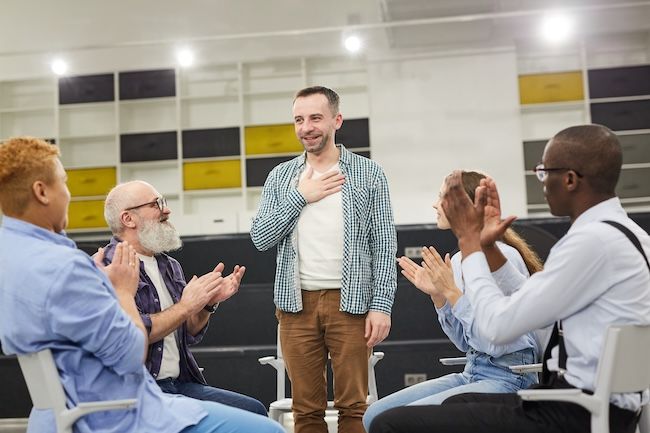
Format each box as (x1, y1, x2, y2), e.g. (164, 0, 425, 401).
(103, 236, 208, 384)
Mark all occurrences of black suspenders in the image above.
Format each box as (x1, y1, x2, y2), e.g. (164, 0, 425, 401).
(541, 220, 650, 386)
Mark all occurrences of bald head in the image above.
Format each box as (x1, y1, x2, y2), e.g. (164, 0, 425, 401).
(104, 181, 157, 235)
(546, 124, 622, 195)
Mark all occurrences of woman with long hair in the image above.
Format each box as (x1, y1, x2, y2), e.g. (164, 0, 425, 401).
(363, 170, 543, 432)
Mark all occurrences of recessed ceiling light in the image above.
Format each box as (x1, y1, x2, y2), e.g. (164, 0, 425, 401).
(176, 48, 194, 68)
(344, 35, 362, 53)
(540, 13, 573, 44)
(50, 59, 68, 76)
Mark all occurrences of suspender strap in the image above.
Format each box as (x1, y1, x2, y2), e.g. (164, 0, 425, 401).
(541, 220, 649, 386)
(602, 220, 650, 272)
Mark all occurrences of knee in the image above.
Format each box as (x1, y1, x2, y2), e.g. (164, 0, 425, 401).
(368, 407, 401, 433)
(247, 398, 268, 416)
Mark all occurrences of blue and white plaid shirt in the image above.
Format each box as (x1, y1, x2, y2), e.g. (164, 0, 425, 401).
(251, 144, 397, 315)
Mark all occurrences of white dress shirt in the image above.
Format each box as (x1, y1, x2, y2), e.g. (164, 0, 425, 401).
(461, 197, 650, 410)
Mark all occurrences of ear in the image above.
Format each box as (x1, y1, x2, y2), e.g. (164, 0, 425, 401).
(120, 210, 137, 230)
(334, 113, 343, 130)
(32, 180, 49, 205)
(565, 170, 581, 192)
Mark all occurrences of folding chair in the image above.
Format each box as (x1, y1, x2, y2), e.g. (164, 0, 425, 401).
(258, 327, 384, 423)
(518, 325, 650, 433)
(17, 349, 137, 433)
(439, 356, 542, 374)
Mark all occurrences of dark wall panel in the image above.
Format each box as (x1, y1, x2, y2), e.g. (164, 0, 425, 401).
(59, 73, 115, 104)
(338, 118, 369, 149)
(182, 128, 240, 158)
(120, 131, 178, 162)
(119, 69, 176, 100)
(246, 156, 295, 187)
(588, 65, 650, 99)
(590, 100, 650, 131)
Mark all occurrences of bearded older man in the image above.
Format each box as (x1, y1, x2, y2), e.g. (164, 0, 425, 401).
(101, 180, 267, 415)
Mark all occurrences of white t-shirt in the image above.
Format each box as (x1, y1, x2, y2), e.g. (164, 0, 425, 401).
(297, 162, 344, 290)
(139, 254, 181, 380)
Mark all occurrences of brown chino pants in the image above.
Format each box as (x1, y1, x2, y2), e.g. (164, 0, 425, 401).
(277, 289, 371, 433)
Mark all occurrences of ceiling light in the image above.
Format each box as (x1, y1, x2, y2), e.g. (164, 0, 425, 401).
(50, 59, 68, 76)
(176, 48, 194, 67)
(540, 13, 573, 44)
(344, 35, 362, 53)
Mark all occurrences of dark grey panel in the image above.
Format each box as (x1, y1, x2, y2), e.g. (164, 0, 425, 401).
(338, 118, 369, 149)
(59, 73, 115, 104)
(246, 156, 295, 187)
(616, 167, 650, 199)
(618, 133, 650, 165)
(588, 65, 650, 99)
(590, 100, 650, 131)
(182, 127, 240, 158)
(119, 69, 176, 100)
(523, 140, 547, 170)
(120, 131, 178, 162)
(525, 174, 546, 205)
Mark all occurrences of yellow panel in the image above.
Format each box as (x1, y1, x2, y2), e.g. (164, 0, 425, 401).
(67, 200, 108, 229)
(67, 167, 116, 197)
(183, 159, 242, 190)
(519, 71, 584, 104)
(245, 124, 302, 155)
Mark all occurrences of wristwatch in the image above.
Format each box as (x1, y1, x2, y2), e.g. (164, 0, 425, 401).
(203, 303, 218, 314)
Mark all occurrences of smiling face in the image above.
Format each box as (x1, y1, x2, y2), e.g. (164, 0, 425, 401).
(292, 93, 342, 155)
(540, 138, 572, 217)
(49, 158, 71, 233)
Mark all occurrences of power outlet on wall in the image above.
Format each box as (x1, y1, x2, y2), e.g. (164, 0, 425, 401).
(404, 373, 427, 387)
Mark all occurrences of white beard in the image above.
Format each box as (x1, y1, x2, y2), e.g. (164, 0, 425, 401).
(138, 218, 182, 254)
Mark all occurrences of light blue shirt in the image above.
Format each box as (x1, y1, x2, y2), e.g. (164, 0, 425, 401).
(250, 144, 398, 315)
(0, 217, 206, 433)
(461, 198, 650, 410)
(436, 242, 538, 358)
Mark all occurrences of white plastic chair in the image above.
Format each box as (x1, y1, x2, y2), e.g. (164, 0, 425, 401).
(17, 349, 137, 433)
(518, 325, 650, 433)
(258, 328, 384, 423)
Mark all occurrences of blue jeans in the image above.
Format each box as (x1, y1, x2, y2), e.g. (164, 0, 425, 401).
(157, 379, 267, 416)
(363, 347, 537, 431)
(180, 400, 284, 433)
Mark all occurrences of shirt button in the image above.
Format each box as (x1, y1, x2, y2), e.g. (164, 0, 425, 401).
(153, 373, 157, 377)
(157, 347, 162, 352)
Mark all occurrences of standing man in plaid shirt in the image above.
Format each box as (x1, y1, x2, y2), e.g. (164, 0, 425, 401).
(251, 86, 397, 433)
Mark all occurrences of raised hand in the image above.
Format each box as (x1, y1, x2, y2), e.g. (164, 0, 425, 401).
(421, 247, 462, 306)
(397, 256, 442, 297)
(441, 170, 486, 241)
(94, 242, 140, 297)
(479, 177, 517, 248)
(297, 167, 345, 203)
(207, 264, 246, 305)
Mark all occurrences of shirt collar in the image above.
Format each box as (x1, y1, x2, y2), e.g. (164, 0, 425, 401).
(569, 197, 626, 230)
(297, 143, 350, 169)
(1, 216, 76, 248)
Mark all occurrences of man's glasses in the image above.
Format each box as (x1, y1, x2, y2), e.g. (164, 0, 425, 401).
(533, 164, 583, 182)
(124, 196, 167, 212)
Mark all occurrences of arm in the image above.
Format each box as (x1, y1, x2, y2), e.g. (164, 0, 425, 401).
(462, 230, 611, 346)
(49, 254, 146, 375)
(250, 166, 307, 251)
(365, 169, 398, 347)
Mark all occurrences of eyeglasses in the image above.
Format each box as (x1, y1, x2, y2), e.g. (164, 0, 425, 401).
(124, 196, 167, 212)
(533, 164, 583, 182)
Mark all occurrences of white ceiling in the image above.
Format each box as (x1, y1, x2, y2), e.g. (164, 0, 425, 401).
(1, 0, 649, 58)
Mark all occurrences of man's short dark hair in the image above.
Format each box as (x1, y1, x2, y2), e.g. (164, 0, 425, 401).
(294, 86, 340, 116)
(552, 124, 622, 195)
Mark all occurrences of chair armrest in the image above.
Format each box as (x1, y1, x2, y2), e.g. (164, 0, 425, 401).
(61, 399, 137, 429)
(258, 356, 285, 373)
(518, 389, 599, 413)
(258, 356, 276, 365)
(439, 357, 467, 366)
(509, 363, 543, 374)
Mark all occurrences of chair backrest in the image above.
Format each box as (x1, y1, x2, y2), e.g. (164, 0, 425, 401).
(17, 349, 68, 414)
(594, 325, 650, 398)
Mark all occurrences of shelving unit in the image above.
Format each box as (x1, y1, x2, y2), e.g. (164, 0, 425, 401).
(0, 55, 372, 235)
(518, 38, 650, 216)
